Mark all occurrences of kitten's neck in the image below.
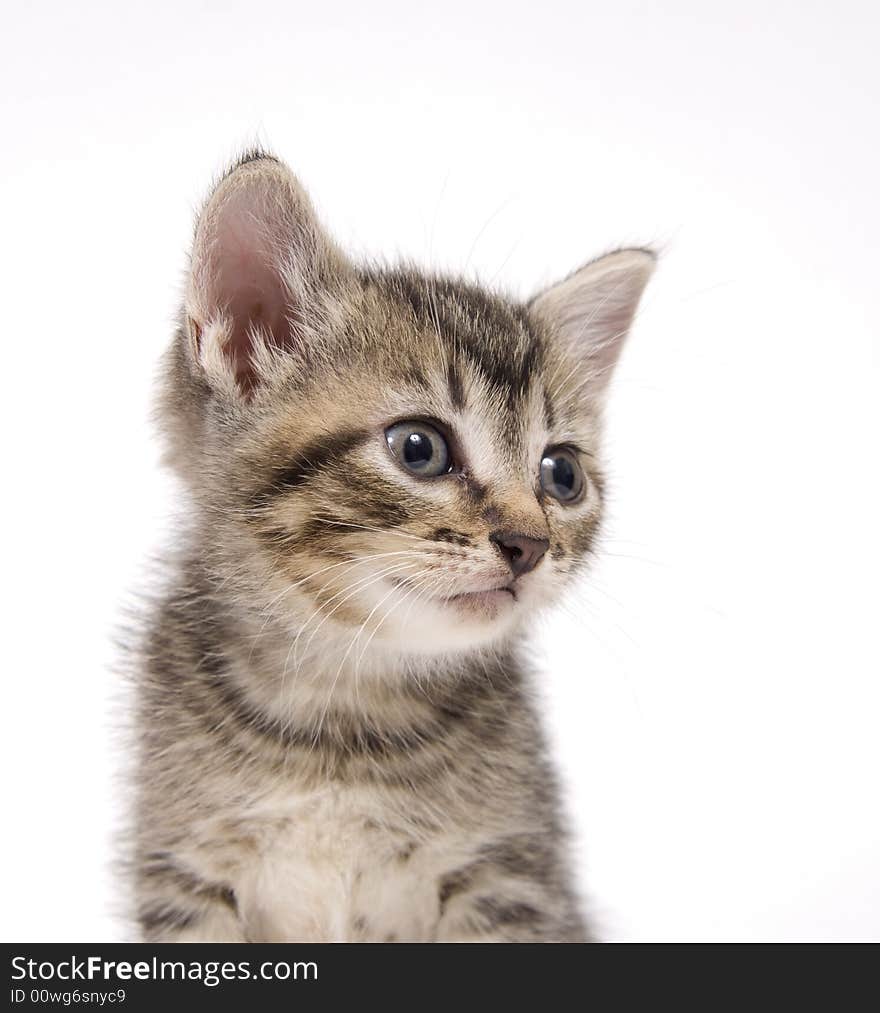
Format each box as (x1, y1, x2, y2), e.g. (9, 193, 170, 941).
(188, 553, 524, 742)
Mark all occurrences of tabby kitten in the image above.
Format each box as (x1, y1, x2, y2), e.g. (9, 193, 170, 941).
(132, 152, 653, 942)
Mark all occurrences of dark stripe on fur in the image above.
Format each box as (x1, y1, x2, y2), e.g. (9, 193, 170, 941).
(138, 903, 199, 935)
(437, 834, 555, 914)
(198, 664, 510, 763)
(446, 358, 465, 408)
(474, 897, 542, 928)
(543, 387, 556, 429)
(438, 868, 476, 912)
(431, 527, 473, 547)
(478, 835, 556, 883)
(140, 853, 237, 911)
(255, 428, 370, 502)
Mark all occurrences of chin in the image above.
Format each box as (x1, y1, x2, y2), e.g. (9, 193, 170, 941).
(376, 586, 526, 655)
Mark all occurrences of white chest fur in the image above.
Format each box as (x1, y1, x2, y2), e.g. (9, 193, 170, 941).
(226, 784, 451, 942)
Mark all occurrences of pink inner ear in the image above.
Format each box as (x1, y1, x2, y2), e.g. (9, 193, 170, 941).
(205, 187, 295, 390)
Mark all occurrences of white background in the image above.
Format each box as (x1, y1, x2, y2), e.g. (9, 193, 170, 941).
(2, 0, 878, 942)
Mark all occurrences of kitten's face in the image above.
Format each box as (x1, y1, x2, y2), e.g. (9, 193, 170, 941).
(168, 155, 653, 660)
(235, 274, 605, 654)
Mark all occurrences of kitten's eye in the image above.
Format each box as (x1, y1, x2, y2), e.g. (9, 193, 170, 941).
(540, 448, 585, 503)
(385, 421, 451, 478)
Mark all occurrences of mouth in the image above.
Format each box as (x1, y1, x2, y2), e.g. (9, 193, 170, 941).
(440, 584, 516, 617)
(389, 574, 518, 621)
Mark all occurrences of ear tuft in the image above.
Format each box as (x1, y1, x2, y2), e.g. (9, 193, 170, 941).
(185, 155, 342, 395)
(530, 247, 656, 400)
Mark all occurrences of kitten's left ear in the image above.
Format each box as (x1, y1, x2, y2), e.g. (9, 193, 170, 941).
(529, 248, 656, 399)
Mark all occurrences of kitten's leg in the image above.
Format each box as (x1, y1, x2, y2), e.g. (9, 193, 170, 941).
(436, 889, 588, 942)
(135, 853, 246, 942)
(434, 851, 589, 942)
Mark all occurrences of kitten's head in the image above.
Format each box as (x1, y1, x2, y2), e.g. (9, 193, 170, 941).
(163, 154, 653, 659)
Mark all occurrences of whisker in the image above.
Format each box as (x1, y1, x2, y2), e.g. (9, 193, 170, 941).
(355, 568, 438, 672)
(274, 558, 421, 725)
(306, 514, 431, 545)
(283, 560, 421, 685)
(319, 568, 434, 734)
(247, 548, 424, 665)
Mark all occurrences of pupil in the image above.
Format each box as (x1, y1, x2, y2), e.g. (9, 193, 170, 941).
(553, 456, 575, 491)
(403, 432, 433, 467)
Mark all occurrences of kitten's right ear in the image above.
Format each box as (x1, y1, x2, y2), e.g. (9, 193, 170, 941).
(185, 153, 347, 395)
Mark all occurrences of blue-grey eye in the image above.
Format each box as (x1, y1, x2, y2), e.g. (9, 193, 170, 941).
(385, 421, 451, 478)
(540, 448, 585, 503)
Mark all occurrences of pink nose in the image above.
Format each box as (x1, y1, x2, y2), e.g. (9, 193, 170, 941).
(489, 531, 550, 577)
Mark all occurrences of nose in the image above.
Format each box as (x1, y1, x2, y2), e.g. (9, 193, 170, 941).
(489, 531, 550, 578)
